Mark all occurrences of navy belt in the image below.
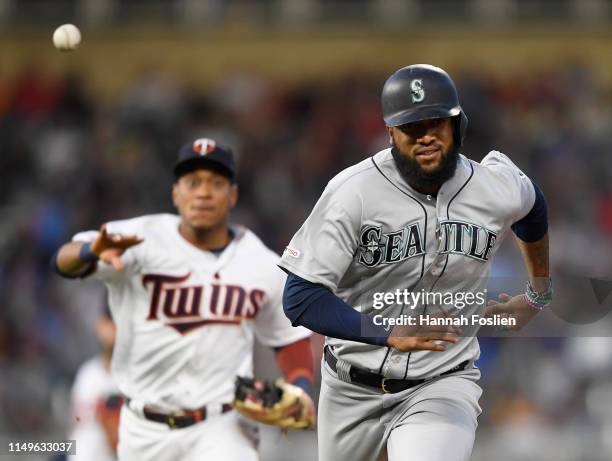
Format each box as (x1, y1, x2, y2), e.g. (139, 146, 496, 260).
(324, 346, 469, 394)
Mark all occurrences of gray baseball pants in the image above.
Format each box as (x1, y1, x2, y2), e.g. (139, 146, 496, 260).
(317, 358, 483, 461)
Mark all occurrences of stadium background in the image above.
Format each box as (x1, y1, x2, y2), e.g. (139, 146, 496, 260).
(1, 1, 612, 460)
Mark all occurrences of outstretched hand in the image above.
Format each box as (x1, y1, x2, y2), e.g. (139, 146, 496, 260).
(91, 224, 144, 271)
(387, 312, 462, 352)
(484, 293, 541, 331)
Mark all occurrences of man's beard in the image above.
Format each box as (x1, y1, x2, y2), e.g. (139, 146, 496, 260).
(391, 144, 459, 191)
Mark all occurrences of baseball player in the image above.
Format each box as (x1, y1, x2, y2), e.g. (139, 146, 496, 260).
(54, 139, 315, 461)
(68, 308, 120, 461)
(279, 64, 551, 461)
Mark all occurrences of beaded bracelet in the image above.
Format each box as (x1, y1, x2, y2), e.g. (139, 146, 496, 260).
(524, 278, 553, 310)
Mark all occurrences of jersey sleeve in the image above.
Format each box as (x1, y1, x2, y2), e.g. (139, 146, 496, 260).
(72, 223, 141, 283)
(481, 150, 536, 223)
(253, 266, 311, 348)
(278, 183, 360, 291)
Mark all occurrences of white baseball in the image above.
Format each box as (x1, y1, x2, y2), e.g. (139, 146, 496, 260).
(53, 24, 81, 51)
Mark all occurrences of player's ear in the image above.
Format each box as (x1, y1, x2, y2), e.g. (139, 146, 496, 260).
(229, 184, 238, 208)
(172, 182, 180, 208)
(387, 126, 394, 145)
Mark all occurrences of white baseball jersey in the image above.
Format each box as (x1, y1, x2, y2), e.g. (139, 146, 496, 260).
(68, 356, 118, 461)
(73, 214, 310, 412)
(279, 149, 535, 378)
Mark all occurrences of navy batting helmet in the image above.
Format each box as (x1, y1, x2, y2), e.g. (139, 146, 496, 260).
(381, 64, 468, 147)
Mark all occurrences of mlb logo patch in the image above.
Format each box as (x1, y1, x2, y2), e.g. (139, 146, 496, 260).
(193, 138, 217, 155)
(284, 246, 301, 258)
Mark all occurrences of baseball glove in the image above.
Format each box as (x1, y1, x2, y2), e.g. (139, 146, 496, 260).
(232, 377, 315, 429)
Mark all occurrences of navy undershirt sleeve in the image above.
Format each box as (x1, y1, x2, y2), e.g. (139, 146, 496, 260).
(282, 271, 390, 347)
(50, 248, 97, 279)
(511, 180, 548, 242)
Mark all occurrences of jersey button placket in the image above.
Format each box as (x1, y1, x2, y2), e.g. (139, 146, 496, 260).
(428, 215, 445, 276)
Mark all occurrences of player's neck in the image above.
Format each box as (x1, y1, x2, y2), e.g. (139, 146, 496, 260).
(179, 222, 232, 251)
(101, 351, 112, 371)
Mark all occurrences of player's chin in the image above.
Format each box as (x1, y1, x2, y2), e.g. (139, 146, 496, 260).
(417, 159, 445, 175)
(186, 215, 220, 231)
(425, 149, 452, 169)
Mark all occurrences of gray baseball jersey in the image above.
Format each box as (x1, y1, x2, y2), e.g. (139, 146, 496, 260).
(279, 148, 535, 378)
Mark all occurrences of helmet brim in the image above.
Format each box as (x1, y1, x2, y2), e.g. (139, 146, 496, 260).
(384, 105, 461, 128)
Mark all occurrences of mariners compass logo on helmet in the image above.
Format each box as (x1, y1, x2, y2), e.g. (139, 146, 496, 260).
(410, 79, 425, 103)
(193, 138, 217, 155)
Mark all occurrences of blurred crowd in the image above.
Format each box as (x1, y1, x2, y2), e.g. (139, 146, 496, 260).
(1, 62, 612, 460)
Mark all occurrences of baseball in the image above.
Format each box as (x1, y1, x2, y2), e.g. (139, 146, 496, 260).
(52, 24, 81, 51)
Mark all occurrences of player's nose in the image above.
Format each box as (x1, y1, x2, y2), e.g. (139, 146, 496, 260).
(192, 188, 214, 202)
(417, 132, 437, 145)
